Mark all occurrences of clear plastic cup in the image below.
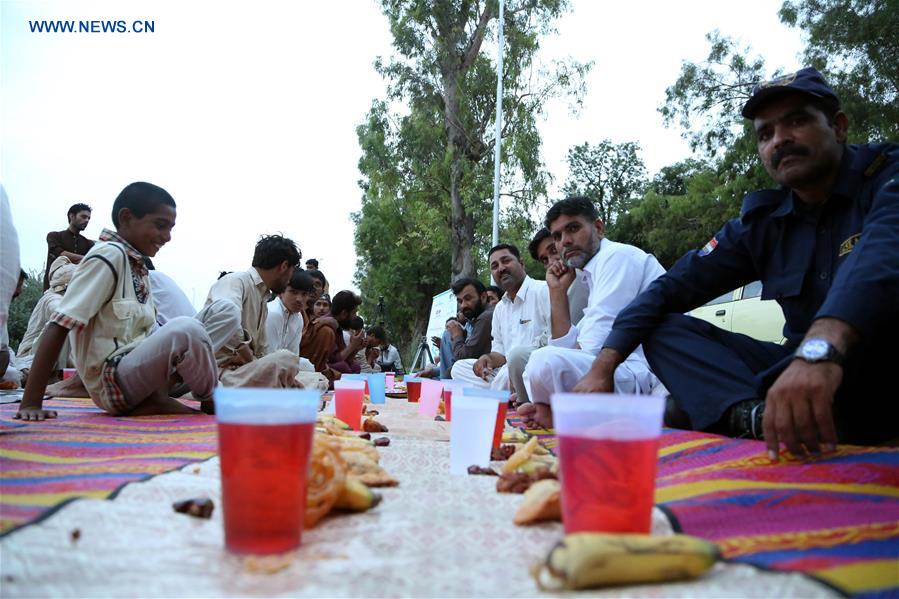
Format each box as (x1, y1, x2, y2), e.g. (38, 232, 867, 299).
(334, 379, 366, 430)
(440, 379, 462, 421)
(341, 373, 369, 395)
(418, 379, 443, 417)
(215, 387, 319, 554)
(449, 394, 499, 474)
(552, 393, 664, 534)
(367, 372, 386, 404)
(461, 387, 509, 447)
(62, 368, 77, 380)
(385, 372, 396, 392)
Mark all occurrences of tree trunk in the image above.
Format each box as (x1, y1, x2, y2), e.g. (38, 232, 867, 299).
(442, 66, 476, 283)
(449, 153, 475, 282)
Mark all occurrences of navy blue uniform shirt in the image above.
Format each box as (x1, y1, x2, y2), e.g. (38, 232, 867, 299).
(605, 143, 899, 355)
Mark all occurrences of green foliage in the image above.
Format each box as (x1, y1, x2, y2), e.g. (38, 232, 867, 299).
(619, 3, 895, 266)
(7, 270, 43, 352)
(610, 170, 739, 268)
(562, 140, 647, 226)
(354, 0, 589, 359)
(779, 0, 899, 142)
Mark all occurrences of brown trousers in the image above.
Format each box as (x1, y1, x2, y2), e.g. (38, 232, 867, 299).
(300, 321, 338, 383)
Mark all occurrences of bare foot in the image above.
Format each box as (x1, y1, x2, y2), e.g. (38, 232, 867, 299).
(46, 374, 90, 397)
(533, 403, 554, 430)
(127, 392, 199, 416)
(517, 402, 537, 428)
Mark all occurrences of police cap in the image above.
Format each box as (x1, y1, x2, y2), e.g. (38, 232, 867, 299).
(741, 67, 839, 119)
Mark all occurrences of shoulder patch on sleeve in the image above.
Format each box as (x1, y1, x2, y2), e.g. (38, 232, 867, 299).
(698, 237, 718, 257)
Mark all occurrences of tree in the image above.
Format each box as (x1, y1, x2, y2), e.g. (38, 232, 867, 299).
(7, 270, 42, 352)
(561, 140, 647, 226)
(374, 0, 589, 281)
(779, 0, 899, 141)
(354, 0, 589, 357)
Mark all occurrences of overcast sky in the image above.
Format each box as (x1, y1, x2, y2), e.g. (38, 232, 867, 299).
(1, 0, 804, 308)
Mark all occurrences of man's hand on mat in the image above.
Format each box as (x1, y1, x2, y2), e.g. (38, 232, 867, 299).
(14, 406, 58, 421)
(573, 348, 622, 393)
(763, 360, 841, 460)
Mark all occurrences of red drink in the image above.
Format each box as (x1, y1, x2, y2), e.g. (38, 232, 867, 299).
(492, 403, 508, 448)
(218, 421, 314, 554)
(443, 389, 452, 421)
(334, 387, 364, 430)
(407, 380, 422, 403)
(558, 435, 660, 534)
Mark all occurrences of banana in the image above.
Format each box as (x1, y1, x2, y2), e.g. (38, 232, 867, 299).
(333, 478, 382, 512)
(532, 532, 720, 591)
(502, 430, 529, 444)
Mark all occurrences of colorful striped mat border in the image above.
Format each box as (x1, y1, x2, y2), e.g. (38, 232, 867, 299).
(507, 415, 899, 597)
(0, 397, 217, 536)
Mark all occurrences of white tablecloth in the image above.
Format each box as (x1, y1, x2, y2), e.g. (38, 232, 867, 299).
(0, 399, 836, 597)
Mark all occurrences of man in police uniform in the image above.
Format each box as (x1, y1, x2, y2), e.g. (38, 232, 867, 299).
(573, 67, 898, 459)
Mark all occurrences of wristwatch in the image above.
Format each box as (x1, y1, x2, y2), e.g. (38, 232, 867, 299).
(794, 338, 845, 365)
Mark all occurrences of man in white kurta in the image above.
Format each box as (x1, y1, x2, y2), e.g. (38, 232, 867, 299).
(523, 197, 665, 427)
(450, 244, 549, 402)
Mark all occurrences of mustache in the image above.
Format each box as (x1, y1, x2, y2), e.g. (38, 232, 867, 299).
(772, 144, 810, 168)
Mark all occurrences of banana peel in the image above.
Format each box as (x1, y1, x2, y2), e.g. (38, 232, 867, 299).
(532, 532, 720, 590)
(333, 479, 382, 512)
(502, 430, 529, 444)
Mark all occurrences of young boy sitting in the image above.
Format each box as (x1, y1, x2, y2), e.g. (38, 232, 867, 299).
(16, 182, 220, 420)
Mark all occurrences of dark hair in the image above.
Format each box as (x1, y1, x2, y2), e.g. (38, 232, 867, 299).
(67, 203, 92, 218)
(368, 325, 387, 343)
(287, 270, 315, 293)
(488, 243, 520, 261)
(487, 285, 503, 298)
(349, 316, 365, 331)
(252, 234, 300, 269)
(111, 182, 175, 227)
(528, 227, 552, 260)
(331, 290, 362, 316)
(306, 269, 327, 286)
(807, 96, 841, 123)
(305, 258, 319, 269)
(218, 270, 232, 280)
(545, 196, 598, 229)
(451, 277, 486, 295)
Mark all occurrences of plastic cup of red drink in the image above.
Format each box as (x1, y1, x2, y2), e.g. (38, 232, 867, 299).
(460, 387, 509, 448)
(405, 377, 422, 403)
(215, 387, 320, 555)
(552, 393, 664, 534)
(334, 379, 366, 430)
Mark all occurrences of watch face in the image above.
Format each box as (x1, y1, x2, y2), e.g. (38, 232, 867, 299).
(801, 339, 830, 360)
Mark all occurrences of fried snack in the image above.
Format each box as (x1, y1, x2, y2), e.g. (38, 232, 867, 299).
(362, 417, 388, 433)
(341, 451, 399, 487)
(514, 479, 561, 525)
(502, 436, 539, 473)
(330, 435, 381, 463)
(305, 436, 346, 528)
(510, 441, 550, 456)
(496, 468, 557, 494)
